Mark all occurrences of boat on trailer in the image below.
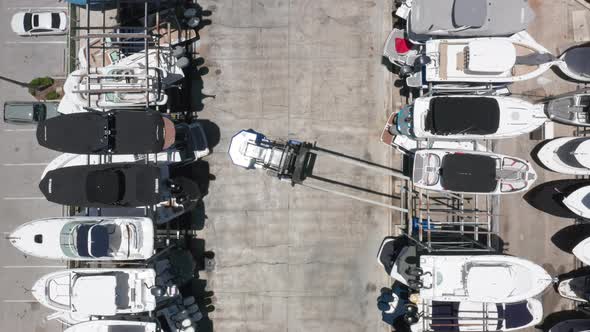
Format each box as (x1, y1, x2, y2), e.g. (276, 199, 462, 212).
(397, 0, 535, 42)
(535, 137, 590, 175)
(388, 95, 546, 140)
(9, 217, 154, 261)
(32, 268, 157, 316)
(412, 149, 537, 194)
(563, 186, 590, 219)
(545, 89, 590, 126)
(377, 238, 553, 303)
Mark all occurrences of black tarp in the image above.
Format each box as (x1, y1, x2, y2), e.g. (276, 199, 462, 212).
(440, 154, 498, 192)
(112, 110, 165, 154)
(424, 97, 500, 135)
(555, 138, 587, 168)
(76, 224, 109, 257)
(39, 164, 162, 207)
(36, 110, 166, 154)
(37, 112, 108, 153)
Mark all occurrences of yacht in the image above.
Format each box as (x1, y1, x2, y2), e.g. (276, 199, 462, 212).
(32, 268, 157, 316)
(557, 43, 590, 82)
(9, 217, 154, 261)
(573, 237, 590, 265)
(39, 163, 201, 207)
(545, 89, 590, 126)
(412, 149, 537, 194)
(37, 110, 176, 154)
(535, 137, 590, 175)
(388, 95, 546, 140)
(563, 186, 590, 219)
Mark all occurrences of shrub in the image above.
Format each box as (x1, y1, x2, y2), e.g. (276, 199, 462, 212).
(29, 77, 54, 88)
(45, 91, 60, 100)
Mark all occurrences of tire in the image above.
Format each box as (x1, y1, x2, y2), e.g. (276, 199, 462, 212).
(399, 65, 413, 77)
(408, 279, 423, 289)
(406, 267, 423, 277)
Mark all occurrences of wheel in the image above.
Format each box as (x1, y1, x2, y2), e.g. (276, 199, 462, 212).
(408, 279, 423, 289)
(404, 313, 419, 325)
(406, 267, 423, 277)
(405, 304, 418, 314)
(184, 8, 198, 18)
(187, 17, 201, 28)
(173, 46, 186, 58)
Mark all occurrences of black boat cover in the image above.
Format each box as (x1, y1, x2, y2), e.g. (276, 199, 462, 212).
(424, 97, 500, 135)
(113, 110, 166, 154)
(440, 153, 498, 192)
(36, 110, 167, 154)
(39, 164, 163, 207)
(563, 43, 590, 78)
(37, 112, 108, 153)
(76, 224, 109, 257)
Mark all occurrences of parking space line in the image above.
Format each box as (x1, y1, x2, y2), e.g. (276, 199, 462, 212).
(2, 197, 45, 200)
(2, 163, 49, 166)
(3, 128, 36, 132)
(5, 41, 67, 45)
(3, 265, 64, 268)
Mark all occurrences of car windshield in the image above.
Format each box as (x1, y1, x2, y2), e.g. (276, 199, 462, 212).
(33, 104, 46, 121)
(33, 14, 40, 28)
(23, 13, 33, 32)
(59, 222, 81, 258)
(51, 13, 60, 29)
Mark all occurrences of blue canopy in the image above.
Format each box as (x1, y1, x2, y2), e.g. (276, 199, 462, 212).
(76, 224, 109, 258)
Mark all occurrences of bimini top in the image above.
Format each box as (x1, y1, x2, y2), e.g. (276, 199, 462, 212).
(39, 164, 163, 207)
(440, 154, 497, 192)
(36, 110, 175, 154)
(425, 97, 500, 135)
(76, 225, 109, 258)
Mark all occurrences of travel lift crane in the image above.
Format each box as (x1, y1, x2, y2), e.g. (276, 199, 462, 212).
(229, 129, 410, 213)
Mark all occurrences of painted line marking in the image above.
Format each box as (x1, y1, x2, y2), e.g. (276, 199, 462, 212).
(3, 128, 36, 132)
(3, 265, 65, 268)
(2, 197, 45, 200)
(2, 163, 48, 166)
(5, 41, 66, 45)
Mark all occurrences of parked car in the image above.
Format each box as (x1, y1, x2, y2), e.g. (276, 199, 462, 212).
(10, 10, 68, 36)
(3, 101, 60, 124)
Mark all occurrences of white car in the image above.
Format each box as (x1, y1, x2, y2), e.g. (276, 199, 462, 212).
(11, 11, 68, 36)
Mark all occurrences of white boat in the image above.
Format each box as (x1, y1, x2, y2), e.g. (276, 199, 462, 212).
(411, 299, 543, 332)
(535, 137, 590, 175)
(32, 268, 157, 316)
(60, 66, 170, 112)
(558, 274, 590, 302)
(412, 149, 537, 194)
(563, 186, 590, 219)
(545, 89, 590, 126)
(573, 237, 590, 265)
(65, 320, 157, 332)
(389, 95, 546, 140)
(549, 319, 590, 332)
(420, 32, 556, 84)
(9, 217, 154, 261)
(418, 255, 552, 303)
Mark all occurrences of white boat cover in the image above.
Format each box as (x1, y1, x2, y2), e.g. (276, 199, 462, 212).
(72, 275, 117, 315)
(467, 40, 516, 72)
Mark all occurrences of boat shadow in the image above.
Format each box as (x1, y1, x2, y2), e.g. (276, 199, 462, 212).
(536, 310, 590, 332)
(552, 224, 590, 254)
(523, 179, 590, 218)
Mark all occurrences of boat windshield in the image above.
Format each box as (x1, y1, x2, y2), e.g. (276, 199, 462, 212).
(60, 222, 82, 258)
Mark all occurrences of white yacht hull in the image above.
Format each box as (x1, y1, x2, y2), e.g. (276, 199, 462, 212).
(573, 237, 590, 265)
(536, 137, 590, 175)
(418, 255, 552, 303)
(563, 186, 590, 219)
